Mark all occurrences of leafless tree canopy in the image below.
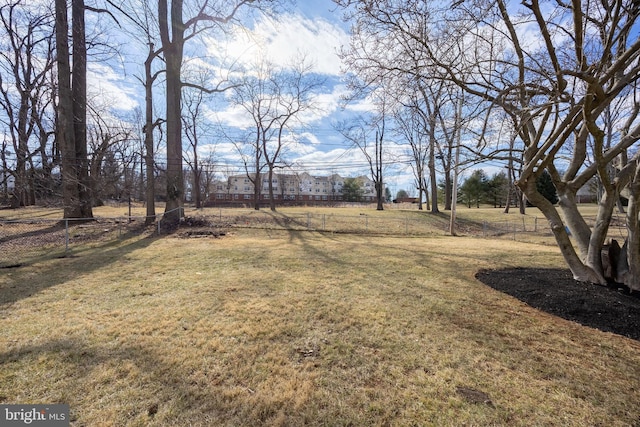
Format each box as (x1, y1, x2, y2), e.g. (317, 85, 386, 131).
(336, 0, 640, 288)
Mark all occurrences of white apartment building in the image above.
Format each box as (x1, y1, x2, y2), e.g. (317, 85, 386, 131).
(208, 172, 377, 205)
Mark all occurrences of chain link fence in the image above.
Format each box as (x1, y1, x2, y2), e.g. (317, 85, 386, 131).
(479, 211, 629, 244)
(179, 209, 559, 243)
(1, 208, 629, 268)
(0, 217, 151, 268)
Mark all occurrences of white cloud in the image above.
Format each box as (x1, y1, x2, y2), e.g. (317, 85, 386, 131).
(87, 63, 138, 112)
(298, 132, 322, 145)
(211, 104, 254, 130)
(206, 13, 348, 76)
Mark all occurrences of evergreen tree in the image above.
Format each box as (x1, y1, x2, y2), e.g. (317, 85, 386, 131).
(459, 169, 488, 208)
(395, 189, 409, 199)
(486, 172, 509, 208)
(342, 177, 364, 202)
(535, 170, 559, 205)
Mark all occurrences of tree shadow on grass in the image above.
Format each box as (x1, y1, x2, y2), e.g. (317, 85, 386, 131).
(475, 267, 640, 341)
(0, 336, 208, 424)
(0, 232, 159, 307)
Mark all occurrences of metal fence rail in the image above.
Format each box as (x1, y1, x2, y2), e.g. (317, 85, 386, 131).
(0, 208, 630, 268)
(0, 217, 150, 268)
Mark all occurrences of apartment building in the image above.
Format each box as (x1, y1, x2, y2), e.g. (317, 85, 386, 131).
(207, 172, 377, 205)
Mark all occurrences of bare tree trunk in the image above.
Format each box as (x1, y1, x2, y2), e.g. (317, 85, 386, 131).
(164, 50, 184, 218)
(584, 189, 616, 278)
(503, 184, 512, 214)
(72, 0, 92, 218)
(557, 189, 593, 259)
(426, 100, 439, 213)
(504, 132, 516, 213)
(522, 179, 605, 284)
(253, 136, 261, 210)
(10, 77, 30, 207)
(625, 162, 640, 291)
(55, 0, 81, 218)
(375, 130, 384, 210)
(519, 191, 526, 215)
(268, 167, 276, 211)
(429, 168, 438, 213)
(193, 167, 202, 209)
(159, 0, 184, 222)
(443, 172, 452, 211)
(144, 44, 157, 224)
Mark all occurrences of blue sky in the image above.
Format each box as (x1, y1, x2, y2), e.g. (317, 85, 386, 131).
(86, 0, 418, 196)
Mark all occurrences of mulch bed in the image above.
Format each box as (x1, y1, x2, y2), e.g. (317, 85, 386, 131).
(475, 268, 640, 341)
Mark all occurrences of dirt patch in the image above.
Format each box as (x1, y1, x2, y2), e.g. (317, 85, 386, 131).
(178, 229, 227, 238)
(475, 267, 640, 341)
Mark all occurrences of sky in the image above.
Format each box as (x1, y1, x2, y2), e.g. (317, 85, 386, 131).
(86, 0, 420, 197)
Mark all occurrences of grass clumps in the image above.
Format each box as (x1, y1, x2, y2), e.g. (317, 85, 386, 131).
(1, 227, 639, 426)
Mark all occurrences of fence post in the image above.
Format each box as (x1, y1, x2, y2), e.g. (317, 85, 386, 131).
(513, 223, 517, 240)
(322, 214, 325, 230)
(534, 217, 538, 232)
(65, 219, 69, 252)
(405, 217, 409, 234)
(483, 221, 487, 238)
(307, 213, 311, 229)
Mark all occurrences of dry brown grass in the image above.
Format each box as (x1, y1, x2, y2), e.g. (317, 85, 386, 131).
(1, 222, 639, 426)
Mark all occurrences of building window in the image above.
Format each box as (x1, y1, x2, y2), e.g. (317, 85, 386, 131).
(244, 194, 251, 199)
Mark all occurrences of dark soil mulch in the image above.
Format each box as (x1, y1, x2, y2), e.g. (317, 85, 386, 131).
(475, 268, 640, 341)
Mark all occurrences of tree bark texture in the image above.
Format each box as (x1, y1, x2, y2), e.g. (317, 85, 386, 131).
(159, 0, 185, 222)
(72, 0, 92, 218)
(55, 0, 81, 218)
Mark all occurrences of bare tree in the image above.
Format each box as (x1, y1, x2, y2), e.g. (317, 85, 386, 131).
(53, 0, 97, 218)
(336, 104, 387, 211)
(0, 1, 56, 207)
(393, 102, 428, 210)
(86, 104, 134, 205)
(55, 0, 80, 218)
(231, 57, 322, 211)
(182, 71, 216, 209)
(106, 0, 164, 223)
(157, 0, 274, 221)
(230, 61, 272, 210)
(336, 0, 640, 289)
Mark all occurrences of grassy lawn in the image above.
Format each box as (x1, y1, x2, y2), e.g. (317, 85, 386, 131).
(1, 206, 639, 426)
